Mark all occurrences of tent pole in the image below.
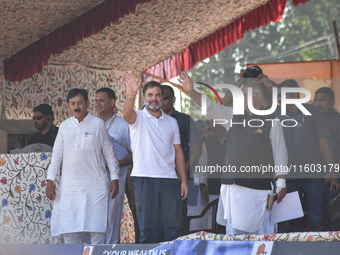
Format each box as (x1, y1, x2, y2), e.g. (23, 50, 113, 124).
(333, 21, 340, 60)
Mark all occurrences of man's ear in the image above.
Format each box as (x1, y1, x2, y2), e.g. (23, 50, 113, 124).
(173, 96, 176, 103)
(111, 98, 116, 108)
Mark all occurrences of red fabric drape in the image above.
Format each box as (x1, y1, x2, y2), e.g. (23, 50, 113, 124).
(145, 0, 310, 82)
(4, 0, 309, 82)
(4, 0, 152, 81)
(292, 0, 309, 6)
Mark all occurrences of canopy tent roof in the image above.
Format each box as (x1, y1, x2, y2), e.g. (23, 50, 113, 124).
(2, 0, 309, 82)
(0, 0, 105, 59)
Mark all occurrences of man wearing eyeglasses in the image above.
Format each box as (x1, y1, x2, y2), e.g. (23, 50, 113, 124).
(161, 85, 202, 234)
(27, 104, 59, 147)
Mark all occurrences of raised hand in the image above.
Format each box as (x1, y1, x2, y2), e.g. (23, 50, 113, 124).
(235, 69, 245, 87)
(124, 71, 140, 94)
(178, 71, 194, 93)
(257, 74, 275, 88)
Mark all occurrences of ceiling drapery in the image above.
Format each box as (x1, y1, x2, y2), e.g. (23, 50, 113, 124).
(4, 0, 309, 82)
(4, 0, 151, 81)
(145, 0, 309, 82)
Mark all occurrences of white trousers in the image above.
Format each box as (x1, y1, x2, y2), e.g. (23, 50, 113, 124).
(106, 180, 126, 244)
(63, 232, 105, 244)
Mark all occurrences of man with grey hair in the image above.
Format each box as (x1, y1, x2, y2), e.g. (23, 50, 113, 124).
(179, 72, 288, 234)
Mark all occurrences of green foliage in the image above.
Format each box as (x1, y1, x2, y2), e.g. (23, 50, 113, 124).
(180, 0, 340, 113)
(189, 0, 340, 77)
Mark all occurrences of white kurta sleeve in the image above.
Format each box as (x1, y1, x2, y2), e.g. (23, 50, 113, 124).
(47, 123, 64, 181)
(100, 121, 120, 180)
(206, 97, 233, 131)
(270, 118, 288, 177)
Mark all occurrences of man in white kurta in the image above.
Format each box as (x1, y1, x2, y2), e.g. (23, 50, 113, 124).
(178, 72, 288, 234)
(46, 88, 120, 244)
(95, 88, 132, 244)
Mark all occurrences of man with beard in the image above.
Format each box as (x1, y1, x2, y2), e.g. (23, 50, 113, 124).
(123, 73, 188, 243)
(27, 104, 58, 147)
(46, 88, 120, 244)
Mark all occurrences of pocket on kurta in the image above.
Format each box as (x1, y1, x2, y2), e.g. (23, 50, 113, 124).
(82, 134, 94, 150)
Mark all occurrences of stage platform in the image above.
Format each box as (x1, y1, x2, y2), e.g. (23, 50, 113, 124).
(1, 232, 340, 255)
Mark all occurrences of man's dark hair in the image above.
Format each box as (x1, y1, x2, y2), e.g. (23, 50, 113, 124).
(278, 79, 299, 88)
(142, 81, 163, 96)
(33, 104, 54, 120)
(315, 87, 335, 101)
(277, 79, 300, 98)
(96, 87, 116, 100)
(162, 85, 175, 97)
(67, 88, 88, 103)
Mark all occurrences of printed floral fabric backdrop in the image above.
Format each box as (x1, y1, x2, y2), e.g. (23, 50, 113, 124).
(0, 152, 60, 244)
(121, 195, 135, 243)
(4, 65, 128, 125)
(0, 152, 135, 244)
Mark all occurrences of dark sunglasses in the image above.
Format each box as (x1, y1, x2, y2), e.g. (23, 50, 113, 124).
(33, 115, 45, 120)
(163, 94, 173, 100)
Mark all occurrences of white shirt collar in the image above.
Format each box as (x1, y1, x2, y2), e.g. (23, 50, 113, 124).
(142, 107, 167, 120)
(72, 111, 91, 124)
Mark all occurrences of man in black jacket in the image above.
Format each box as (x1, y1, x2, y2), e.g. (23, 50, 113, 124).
(178, 72, 288, 234)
